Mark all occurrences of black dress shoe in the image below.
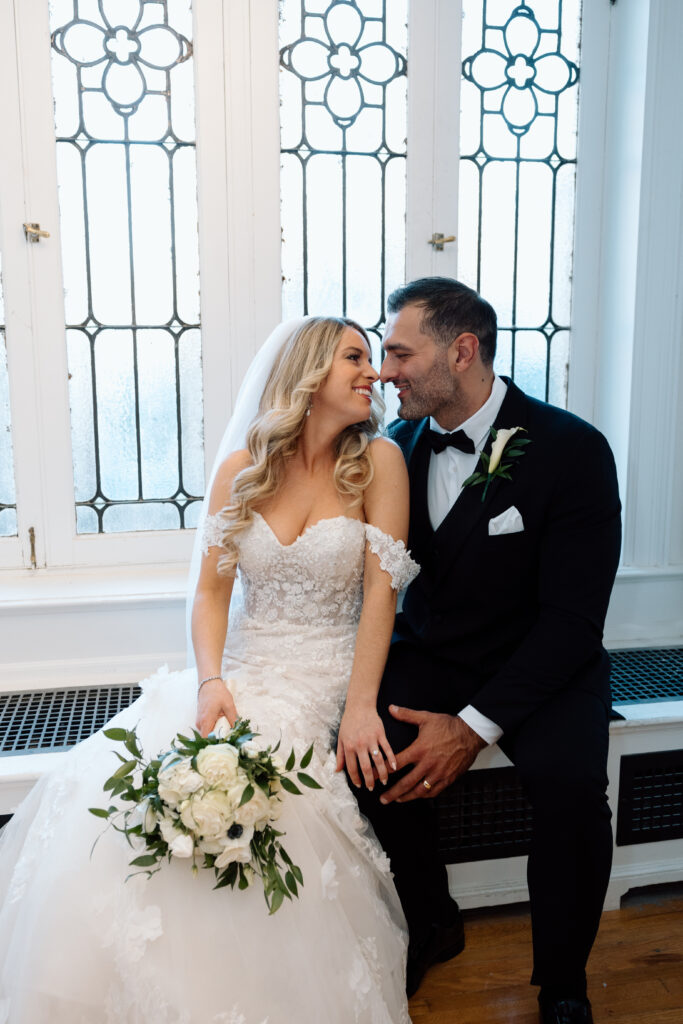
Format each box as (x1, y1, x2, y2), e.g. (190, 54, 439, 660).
(538, 994, 594, 1024)
(406, 915, 465, 998)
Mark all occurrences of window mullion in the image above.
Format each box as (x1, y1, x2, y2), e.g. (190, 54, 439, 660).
(13, 0, 80, 568)
(406, 0, 461, 282)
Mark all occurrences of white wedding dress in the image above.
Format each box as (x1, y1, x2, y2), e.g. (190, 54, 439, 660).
(0, 511, 418, 1024)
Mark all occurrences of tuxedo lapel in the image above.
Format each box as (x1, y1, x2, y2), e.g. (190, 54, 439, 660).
(431, 379, 531, 585)
(403, 420, 433, 554)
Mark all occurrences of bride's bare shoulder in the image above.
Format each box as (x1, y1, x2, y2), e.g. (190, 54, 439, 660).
(367, 436, 406, 475)
(208, 449, 253, 512)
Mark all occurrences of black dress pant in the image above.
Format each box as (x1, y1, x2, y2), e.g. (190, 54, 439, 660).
(355, 643, 613, 992)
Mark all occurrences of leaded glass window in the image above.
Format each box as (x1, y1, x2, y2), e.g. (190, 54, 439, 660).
(49, 0, 204, 534)
(0, 249, 17, 537)
(459, 0, 581, 406)
(278, 0, 408, 366)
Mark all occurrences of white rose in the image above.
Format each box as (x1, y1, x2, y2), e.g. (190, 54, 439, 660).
(168, 833, 194, 858)
(180, 790, 234, 839)
(197, 837, 225, 855)
(159, 812, 184, 847)
(225, 775, 249, 812)
(488, 427, 522, 475)
(234, 784, 271, 829)
(158, 756, 204, 807)
(214, 824, 254, 868)
(195, 743, 240, 787)
(240, 739, 261, 759)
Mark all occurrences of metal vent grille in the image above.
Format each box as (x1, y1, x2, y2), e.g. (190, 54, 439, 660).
(610, 647, 683, 703)
(438, 766, 532, 863)
(0, 685, 141, 756)
(616, 749, 683, 846)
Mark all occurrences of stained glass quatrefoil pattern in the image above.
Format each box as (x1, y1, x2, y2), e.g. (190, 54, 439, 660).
(49, 0, 204, 534)
(278, 0, 408, 373)
(459, 0, 582, 406)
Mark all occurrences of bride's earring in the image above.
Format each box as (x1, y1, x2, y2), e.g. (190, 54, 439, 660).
(306, 398, 312, 417)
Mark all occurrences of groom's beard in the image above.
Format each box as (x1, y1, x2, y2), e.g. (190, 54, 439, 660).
(396, 353, 458, 422)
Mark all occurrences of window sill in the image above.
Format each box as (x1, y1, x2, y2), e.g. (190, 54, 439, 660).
(0, 562, 189, 613)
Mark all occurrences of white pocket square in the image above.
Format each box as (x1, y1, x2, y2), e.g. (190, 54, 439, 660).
(488, 506, 524, 536)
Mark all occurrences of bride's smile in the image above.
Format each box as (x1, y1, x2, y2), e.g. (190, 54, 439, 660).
(311, 326, 379, 426)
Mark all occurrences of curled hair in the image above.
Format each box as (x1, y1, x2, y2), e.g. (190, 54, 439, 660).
(217, 317, 384, 575)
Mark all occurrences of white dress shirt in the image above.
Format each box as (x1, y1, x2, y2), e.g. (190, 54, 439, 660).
(427, 375, 507, 746)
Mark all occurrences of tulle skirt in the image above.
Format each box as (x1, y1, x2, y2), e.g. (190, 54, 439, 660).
(0, 667, 409, 1024)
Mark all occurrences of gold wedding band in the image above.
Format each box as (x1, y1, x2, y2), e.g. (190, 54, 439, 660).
(423, 778, 432, 790)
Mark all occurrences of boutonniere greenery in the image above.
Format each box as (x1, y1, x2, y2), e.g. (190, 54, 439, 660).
(463, 427, 531, 502)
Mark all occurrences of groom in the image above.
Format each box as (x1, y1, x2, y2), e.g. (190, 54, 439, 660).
(356, 278, 621, 1024)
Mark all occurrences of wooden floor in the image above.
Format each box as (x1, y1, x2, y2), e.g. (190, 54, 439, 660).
(408, 885, 683, 1023)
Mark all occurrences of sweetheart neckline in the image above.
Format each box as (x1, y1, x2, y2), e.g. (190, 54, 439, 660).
(253, 512, 365, 549)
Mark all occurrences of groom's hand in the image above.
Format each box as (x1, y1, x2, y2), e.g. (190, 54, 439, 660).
(379, 706, 486, 804)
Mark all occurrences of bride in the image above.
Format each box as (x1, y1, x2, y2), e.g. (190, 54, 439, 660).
(0, 316, 418, 1023)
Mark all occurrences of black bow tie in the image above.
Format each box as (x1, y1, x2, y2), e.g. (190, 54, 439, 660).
(428, 428, 476, 455)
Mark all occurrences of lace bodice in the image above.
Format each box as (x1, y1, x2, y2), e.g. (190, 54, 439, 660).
(202, 511, 418, 622)
(200, 512, 419, 722)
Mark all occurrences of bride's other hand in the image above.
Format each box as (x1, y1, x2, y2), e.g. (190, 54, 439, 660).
(336, 704, 397, 790)
(195, 678, 238, 737)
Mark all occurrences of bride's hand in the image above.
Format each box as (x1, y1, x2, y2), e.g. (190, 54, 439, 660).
(335, 704, 397, 791)
(195, 678, 238, 737)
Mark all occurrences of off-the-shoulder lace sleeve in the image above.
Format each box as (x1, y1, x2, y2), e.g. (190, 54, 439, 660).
(201, 512, 229, 555)
(364, 524, 420, 591)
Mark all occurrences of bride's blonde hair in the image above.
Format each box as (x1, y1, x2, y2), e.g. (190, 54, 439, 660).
(217, 316, 385, 575)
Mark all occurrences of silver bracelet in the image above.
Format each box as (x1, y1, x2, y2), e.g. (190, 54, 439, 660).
(198, 674, 223, 693)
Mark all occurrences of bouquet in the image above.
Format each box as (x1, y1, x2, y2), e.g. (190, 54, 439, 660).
(90, 717, 321, 913)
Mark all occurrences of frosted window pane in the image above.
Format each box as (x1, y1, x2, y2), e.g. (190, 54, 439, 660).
(0, 249, 18, 537)
(279, 0, 408, 354)
(50, 0, 204, 534)
(460, 0, 582, 405)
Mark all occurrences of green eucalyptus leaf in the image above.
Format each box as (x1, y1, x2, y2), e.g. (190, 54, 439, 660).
(300, 744, 314, 770)
(124, 735, 141, 759)
(103, 727, 128, 741)
(239, 784, 255, 808)
(112, 759, 138, 780)
(129, 854, 158, 867)
(296, 772, 322, 790)
(89, 806, 110, 818)
(285, 749, 296, 772)
(269, 888, 285, 915)
(279, 777, 302, 796)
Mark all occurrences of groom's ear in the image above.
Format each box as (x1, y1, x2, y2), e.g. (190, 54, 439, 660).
(448, 332, 479, 374)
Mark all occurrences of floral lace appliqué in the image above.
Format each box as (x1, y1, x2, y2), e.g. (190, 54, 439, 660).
(201, 512, 230, 555)
(364, 524, 420, 591)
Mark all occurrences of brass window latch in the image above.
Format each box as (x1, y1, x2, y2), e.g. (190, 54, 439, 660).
(428, 232, 456, 251)
(23, 222, 50, 243)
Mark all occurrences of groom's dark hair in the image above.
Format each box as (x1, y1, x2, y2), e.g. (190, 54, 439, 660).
(387, 277, 497, 366)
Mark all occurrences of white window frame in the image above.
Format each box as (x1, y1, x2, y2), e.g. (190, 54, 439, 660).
(0, 0, 282, 578)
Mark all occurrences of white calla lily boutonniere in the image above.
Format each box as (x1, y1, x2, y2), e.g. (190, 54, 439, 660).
(463, 426, 531, 502)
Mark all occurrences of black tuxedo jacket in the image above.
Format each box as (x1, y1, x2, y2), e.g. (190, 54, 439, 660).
(387, 379, 622, 735)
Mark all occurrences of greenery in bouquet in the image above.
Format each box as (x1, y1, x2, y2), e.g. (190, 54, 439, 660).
(89, 717, 321, 914)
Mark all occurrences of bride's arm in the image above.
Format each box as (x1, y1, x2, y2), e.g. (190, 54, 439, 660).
(192, 450, 251, 736)
(336, 437, 411, 790)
